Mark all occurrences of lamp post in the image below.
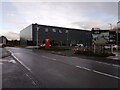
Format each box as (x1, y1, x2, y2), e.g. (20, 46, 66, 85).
(116, 21, 120, 56)
(66, 30, 69, 47)
(108, 23, 112, 30)
(108, 23, 113, 53)
(36, 26, 40, 47)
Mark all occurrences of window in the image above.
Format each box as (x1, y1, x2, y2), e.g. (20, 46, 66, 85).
(65, 30, 69, 33)
(45, 28, 48, 32)
(59, 29, 62, 33)
(52, 28, 56, 32)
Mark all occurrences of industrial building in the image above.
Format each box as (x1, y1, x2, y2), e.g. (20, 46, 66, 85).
(92, 28, 120, 45)
(20, 23, 92, 47)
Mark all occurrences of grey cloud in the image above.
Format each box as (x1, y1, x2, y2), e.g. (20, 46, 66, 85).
(3, 32, 20, 40)
(1, 2, 118, 40)
(71, 21, 112, 30)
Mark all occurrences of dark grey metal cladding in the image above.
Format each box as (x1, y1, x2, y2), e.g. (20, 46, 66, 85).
(20, 24, 33, 46)
(32, 24, 38, 45)
(37, 25, 68, 45)
(68, 29, 92, 46)
(20, 23, 92, 46)
(37, 24, 92, 46)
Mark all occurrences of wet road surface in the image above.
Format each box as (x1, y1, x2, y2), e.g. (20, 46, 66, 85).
(5, 47, 120, 88)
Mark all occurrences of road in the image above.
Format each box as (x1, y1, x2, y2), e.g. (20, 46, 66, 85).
(1, 48, 40, 88)
(2, 56, 38, 88)
(6, 47, 120, 88)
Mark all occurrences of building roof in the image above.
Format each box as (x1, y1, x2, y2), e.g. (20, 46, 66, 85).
(33, 23, 91, 32)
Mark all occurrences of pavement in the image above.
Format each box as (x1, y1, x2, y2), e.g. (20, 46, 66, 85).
(0, 48, 39, 88)
(0, 48, 11, 59)
(107, 52, 120, 60)
(5, 47, 120, 88)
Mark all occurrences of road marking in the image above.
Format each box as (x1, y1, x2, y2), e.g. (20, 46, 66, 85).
(0, 60, 8, 62)
(0, 59, 16, 64)
(25, 73, 37, 85)
(8, 50, 31, 71)
(8, 50, 41, 87)
(9, 60, 16, 64)
(9, 50, 40, 88)
(92, 70, 120, 79)
(42, 56, 56, 61)
(0, 63, 2, 64)
(76, 66, 91, 71)
(95, 61, 120, 68)
(71, 56, 120, 68)
(76, 65, 120, 80)
(13, 54, 31, 71)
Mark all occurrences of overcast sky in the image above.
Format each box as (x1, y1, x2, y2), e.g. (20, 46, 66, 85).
(0, 0, 119, 40)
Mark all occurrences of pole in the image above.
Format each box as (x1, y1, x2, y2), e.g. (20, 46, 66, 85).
(116, 21, 119, 56)
(109, 23, 112, 30)
(117, 21, 119, 90)
(66, 30, 69, 47)
(93, 44, 96, 54)
(109, 23, 113, 53)
(36, 26, 39, 48)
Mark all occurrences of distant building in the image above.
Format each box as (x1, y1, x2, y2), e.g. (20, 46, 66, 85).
(92, 29, 119, 45)
(0, 36, 7, 45)
(20, 23, 92, 46)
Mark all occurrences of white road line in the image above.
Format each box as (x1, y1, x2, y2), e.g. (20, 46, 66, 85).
(25, 73, 38, 86)
(92, 70, 120, 79)
(112, 64, 120, 67)
(8, 50, 40, 87)
(95, 61, 120, 68)
(0, 60, 8, 62)
(42, 56, 56, 61)
(8, 50, 31, 71)
(76, 65, 120, 80)
(13, 54, 31, 71)
(0, 63, 2, 64)
(76, 66, 91, 71)
(71, 56, 120, 68)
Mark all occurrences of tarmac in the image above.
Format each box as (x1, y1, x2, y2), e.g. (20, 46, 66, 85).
(1, 48, 39, 88)
(50, 50, 120, 65)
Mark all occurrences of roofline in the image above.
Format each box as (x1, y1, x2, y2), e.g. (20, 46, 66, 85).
(32, 23, 91, 32)
(20, 24, 33, 32)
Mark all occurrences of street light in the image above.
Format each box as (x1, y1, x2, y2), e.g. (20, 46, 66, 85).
(108, 23, 112, 30)
(108, 23, 113, 53)
(66, 30, 69, 47)
(36, 26, 40, 47)
(116, 21, 120, 56)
